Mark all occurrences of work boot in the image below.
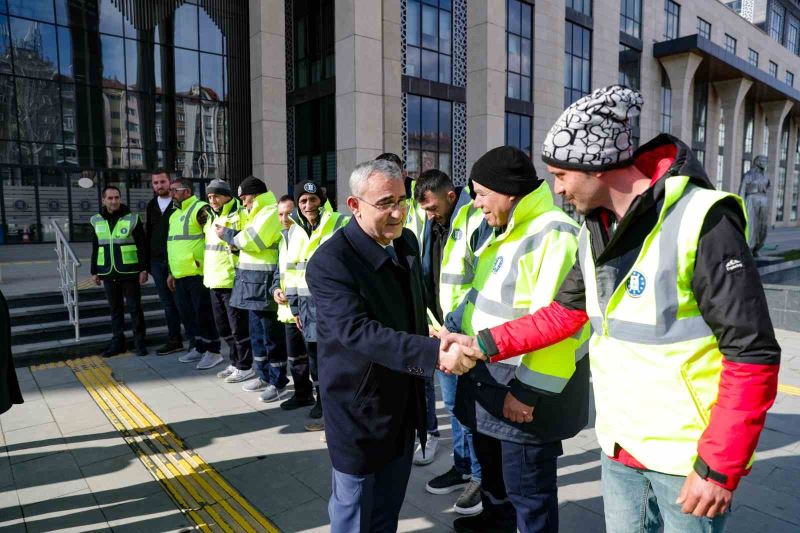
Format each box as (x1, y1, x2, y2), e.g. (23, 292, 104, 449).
(134, 338, 149, 357)
(157, 337, 184, 356)
(309, 386, 323, 419)
(280, 394, 315, 411)
(102, 337, 126, 358)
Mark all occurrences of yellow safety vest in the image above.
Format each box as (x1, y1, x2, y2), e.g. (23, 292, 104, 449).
(203, 198, 245, 289)
(405, 179, 427, 249)
(167, 195, 207, 279)
(438, 189, 486, 316)
(284, 203, 348, 302)
(462, 183, 590, 394)
(90, 212, 141, 276)
(234, 191, 281, 272)
(580, 175, 748, 476)
(276, 229, 295, 323)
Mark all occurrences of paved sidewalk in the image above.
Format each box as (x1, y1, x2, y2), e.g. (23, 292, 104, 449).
(2, 330, 800, 532)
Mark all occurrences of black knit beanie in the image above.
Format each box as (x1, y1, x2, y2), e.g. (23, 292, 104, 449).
(237, 176, 268, 197)
(206, 178, 232, 197)
(294, 180, 325, 204)
(469, 146, 541, 197)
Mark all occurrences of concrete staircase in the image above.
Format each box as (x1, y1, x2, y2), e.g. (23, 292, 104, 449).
(9, 285, 170, 364)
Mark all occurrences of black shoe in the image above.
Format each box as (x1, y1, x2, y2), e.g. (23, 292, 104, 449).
(280, 394, 315, 410)
(309, 397, 323, 419)
(135, 344, 149, 357)
(304, 419, 325, 432)
(453, 511, 515, 533)
(102, 339, 126, 358)
(454, 481, 483, 516)
(425, 466, 471, 495)
(157, 338, 184, 356)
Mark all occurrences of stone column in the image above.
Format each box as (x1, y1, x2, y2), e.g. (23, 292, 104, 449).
(783, 120, 798, 225)
(704, 85, 721, 186)
(466, 0, 506, 174)
(382, 0, 403, 156)
(658, 52, 703, 145)
(249, 0, 288, 195)
(335, 0, 385, 210)
(712, 78, 752, 193)
(761, 100, 793, 223)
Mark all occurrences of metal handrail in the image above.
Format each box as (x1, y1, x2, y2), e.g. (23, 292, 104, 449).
(52, 220, 81, 340)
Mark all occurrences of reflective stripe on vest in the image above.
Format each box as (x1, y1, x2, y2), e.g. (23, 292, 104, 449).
(461, 184, 590, 394)
(167, 196, 207, 278)
(91, 213, 140, 276)
(579, 175, 749, 476)
(284, 207, 348, 295)
(439, 190, 486, 315)
(234, 191, 281, 272)
(203, 199, 243, 289)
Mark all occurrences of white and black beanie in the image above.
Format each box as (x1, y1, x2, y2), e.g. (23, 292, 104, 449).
(542, 85, 643, 171)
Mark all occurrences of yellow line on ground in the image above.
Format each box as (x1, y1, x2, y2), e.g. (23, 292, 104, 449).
(62, 355, 281, 532)
(778, 383, 800, 396)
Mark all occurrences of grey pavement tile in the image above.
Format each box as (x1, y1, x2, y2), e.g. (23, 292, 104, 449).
(225, 457, 318, 517)
(397, 500, 454, 532)
(17, 377, 44, 402)
(733, 478, 800, 526)
(98, 490, 191, 532)
(0, 455, 12, 490)
(559, 502, 605, 533)
(132, 387, 194, 412)
(763, 466, 800, 497)
(764, 399, 800, 437)
(105, 355, 150, 372)
(727, 505, 800, 533)
(181, 430, 262, 472)
(51, 401, 110, 436)
(3, 421, 66, 465)
(11, 451, 89, 506)
(0, 487, 25, 532)
(293, 462, 333, 500)
(157, 404, 226, 438)
(0, 399, 54, 432)
(80, 453, 162, 501)
(41, 382, 95, 409)
(22, 489, 111, 533)
(404, 462, 466, 523)
(112, 367, 168, 391)
(63, 424, 132, 468)
(183, 386, 250, 415)
(268, 496, 330, 532)
(33, 366, 78, 389)
(14, 367, 33, 383)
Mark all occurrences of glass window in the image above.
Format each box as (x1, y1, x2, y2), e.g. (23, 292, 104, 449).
(620, 0, 642, 39)
(98, 0, 123, 36)
(10, 17, 59, 79)
(174, 48, 199, 93)
(0, 74, 19, 140)
(770, 61, 778, 78)
(748, 48, 758, 67)
(660, 68, 671, 134)
(8, 0, 54, 23)
(692, 80, 707, 147)
(769, 3, 786, 43)
(725, 33, 736, 55)
(788, 16, 800, 54)
(0, 15, 11, 75)
(505, 112, 532, 157)
(618, 43, 640, 89)
(404, 0, 452, 84)
(15, 77, 62, 145)
(201, 52, 224, 100)
(293, 0, 335, 90)
(507, 0, 533, 102)
(99, 34, 126, 86)
(663, 0, 680, 40)
(786, 71, 794, 87)
(564, 22, 591, 106)
(405, 95, 452, 177)
(174, 3, 198, 50)
(696, 17, 711, 39)
(198, 7, 223, 54)
(566, 0, 592, 17)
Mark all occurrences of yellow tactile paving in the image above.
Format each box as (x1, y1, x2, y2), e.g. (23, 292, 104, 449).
(29, 355, 284, 532)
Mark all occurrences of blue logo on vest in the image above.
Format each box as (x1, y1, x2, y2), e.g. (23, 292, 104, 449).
(451, 229, 462, 241)
(626, 271, 646, 298)
(120, 228, 128, 235)
(492, 256, 504, 273)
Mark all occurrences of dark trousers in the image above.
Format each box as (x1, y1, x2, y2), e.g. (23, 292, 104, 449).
(307, 340, 318, 386)
(328, 442, 414, 533)
(286, 323, 312, 398)
(425, 377, 439, 436)
(173, 275, 220, 354)
(103, 278, 145, 346)
(210, 288, 251, 370)
(249, 309, 288, 387)
(473, 432, 562, 533)
(150, 259, 182, 339)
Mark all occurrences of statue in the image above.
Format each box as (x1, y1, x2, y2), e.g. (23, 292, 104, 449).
(738, 155, 770, 256)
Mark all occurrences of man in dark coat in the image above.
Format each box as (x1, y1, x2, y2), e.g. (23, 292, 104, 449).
(0, 288, 23, 414)
(306, 158, 481, 532)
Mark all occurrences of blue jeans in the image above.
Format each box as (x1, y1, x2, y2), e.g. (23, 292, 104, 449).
(438, 372, 481, 483)
(249, 309, 288, 388)
(329, 447, 414, 532)
(150, 259, 182, 339)
(601, 453, 729, 533)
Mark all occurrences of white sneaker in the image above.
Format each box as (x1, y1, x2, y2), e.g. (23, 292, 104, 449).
(225, 368, 256, 383)
(241, 377, 268, 392)
(259, 385, 286, 403)
(413, 435, 439, 466)
(216, 365, 236, 379)
(178, 348, 203, 363)
(196, 352, 223, 370)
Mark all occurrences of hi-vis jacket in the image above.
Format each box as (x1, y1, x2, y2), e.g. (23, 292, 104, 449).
(203, 198, 246, 290)
(270, 227, 295, 324)
(90, 205, 144, 278)
(480, 135, 780, 490)
(404, 178, 427, 249)
(221, 191, 282, 311)
(455, 183, 591, 444)
(167, 196, 208, 279)
(284, 202, 348, 342)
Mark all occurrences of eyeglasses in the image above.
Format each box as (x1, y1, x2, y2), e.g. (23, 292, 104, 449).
(357, 197, 410, 213)
(170, 187, 189, 192)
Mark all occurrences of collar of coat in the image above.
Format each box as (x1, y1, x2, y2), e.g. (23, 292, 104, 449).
(342, 218, 417, 272)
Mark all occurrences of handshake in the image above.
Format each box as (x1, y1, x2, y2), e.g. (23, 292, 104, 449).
(435, 330, 486, 375)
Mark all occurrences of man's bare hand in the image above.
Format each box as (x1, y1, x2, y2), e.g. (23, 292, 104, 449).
(214, 224, 225, 239)
(440, 331, 484, 361)
(295, 315, 303, 331)
(437, 340, 480, 375)
(92, 274, 101, 286)
(503, 392, 534, 423)
(676, 471, 732, 518)
(138, 271, 148, 285)
(429, 325, 440, 338)
(274, 288, 288, 305)
(167, 274, 176, 292)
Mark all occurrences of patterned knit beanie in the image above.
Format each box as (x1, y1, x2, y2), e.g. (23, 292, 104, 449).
(542, 85, 643, 171)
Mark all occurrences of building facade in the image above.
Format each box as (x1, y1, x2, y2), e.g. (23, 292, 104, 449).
(2, 0, 800, 244)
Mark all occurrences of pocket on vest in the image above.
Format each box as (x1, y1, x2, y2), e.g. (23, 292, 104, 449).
(121, 245, 138, 265)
